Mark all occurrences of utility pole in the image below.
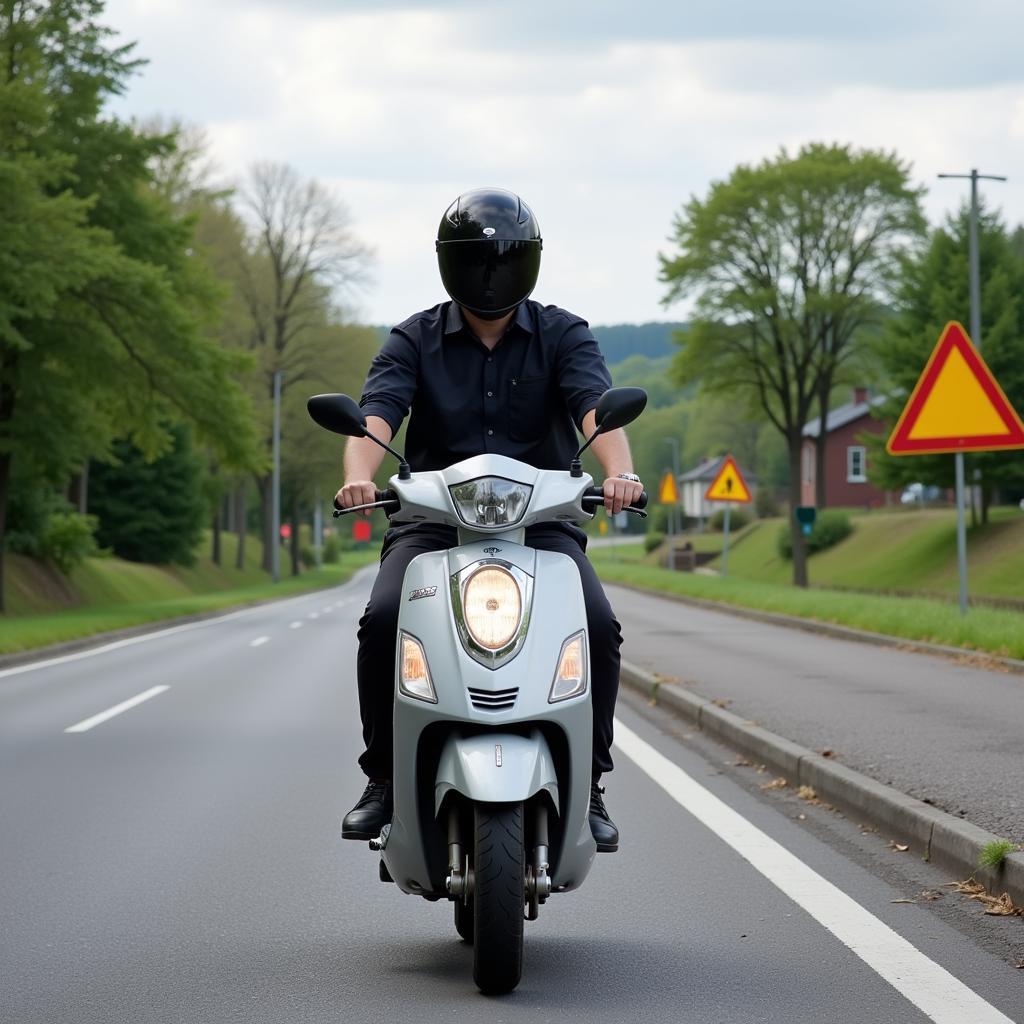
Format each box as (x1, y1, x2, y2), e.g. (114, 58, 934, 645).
(271, 369, 283, 584)
(936, 169, 1006, 616)
(313, 495, 323, 570)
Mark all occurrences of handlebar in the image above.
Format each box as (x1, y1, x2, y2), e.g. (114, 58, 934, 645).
(581, 486, 649, 518)
(332, 489, 400, 518)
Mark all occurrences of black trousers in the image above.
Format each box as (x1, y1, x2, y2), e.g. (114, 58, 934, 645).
(355, 521, 622, 780)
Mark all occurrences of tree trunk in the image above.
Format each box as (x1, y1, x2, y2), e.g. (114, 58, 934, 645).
(258, 473, 273, 572)
(814, 377, 831, 509)
(68, 461, 90, 514)
(981, 479, 991, 526)
(787, 439, 809, 587)
(0, 451, 9, 613)
(290, 500, 300, 576)
(211, 511, 221, 565)
(234, 483, 247, 570)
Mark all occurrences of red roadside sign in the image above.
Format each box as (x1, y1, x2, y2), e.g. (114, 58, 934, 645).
(887, 321, 1024, 455)
(352, 519, 372, 543)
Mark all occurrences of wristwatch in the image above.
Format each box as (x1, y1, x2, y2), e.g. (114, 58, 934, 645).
(616, 473, 641, 483)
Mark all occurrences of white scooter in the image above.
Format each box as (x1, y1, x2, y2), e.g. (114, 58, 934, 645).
(308, 387, 647, 994)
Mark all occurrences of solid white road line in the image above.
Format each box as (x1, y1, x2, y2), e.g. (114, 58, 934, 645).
(249, 636, 270, 648)
(290, 621, 303, 630)
(613, 720, 1014, 1024)
(64, 686, 170, 734)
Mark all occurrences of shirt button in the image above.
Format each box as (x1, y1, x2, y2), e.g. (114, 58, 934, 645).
(487, 429, 494, 436)
(487, 356, 493, 362)
(487, 391, 493, 397)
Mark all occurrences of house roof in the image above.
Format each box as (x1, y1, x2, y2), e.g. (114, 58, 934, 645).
(802, 394, 887, 438)
(679, 455, 758, 485)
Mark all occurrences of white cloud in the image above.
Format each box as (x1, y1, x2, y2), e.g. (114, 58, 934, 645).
(103, 0, 1024, 326)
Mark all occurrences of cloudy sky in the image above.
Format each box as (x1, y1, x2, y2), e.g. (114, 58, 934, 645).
(103, 0, 1024, 327)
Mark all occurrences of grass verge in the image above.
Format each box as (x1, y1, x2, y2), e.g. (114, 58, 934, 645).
(590, 545, 1024, 661)
(0, 549, 379, 656)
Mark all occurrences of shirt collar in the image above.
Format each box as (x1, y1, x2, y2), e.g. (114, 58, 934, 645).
(444, 302, 533, 337)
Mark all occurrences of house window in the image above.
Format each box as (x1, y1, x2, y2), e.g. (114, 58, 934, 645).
(847, 446, 867, 483)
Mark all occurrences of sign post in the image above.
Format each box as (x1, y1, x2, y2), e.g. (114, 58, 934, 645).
(887, 321, 1024, 614)
(704, 456, 752, 576)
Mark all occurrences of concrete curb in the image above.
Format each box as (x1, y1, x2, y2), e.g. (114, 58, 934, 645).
(608, 581, 1024, 676)
(621, 659, 1024, 906)
(0, 566, 377, 673)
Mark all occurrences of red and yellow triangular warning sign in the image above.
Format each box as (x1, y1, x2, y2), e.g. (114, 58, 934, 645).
(704, 456, 751, 503)
(888, 322, 1024, 455)
(658, 470, 679, 504)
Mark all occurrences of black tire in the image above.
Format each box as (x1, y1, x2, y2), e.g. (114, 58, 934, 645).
(472, 802, 524, 994)
(454, 897, 474, 944)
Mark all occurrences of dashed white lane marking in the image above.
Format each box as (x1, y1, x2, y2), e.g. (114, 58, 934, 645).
(249, 636, 270, 648)
(65, 686, 170, 734)
(290, 621, 303, 630)
(308, 612, 319, 620)
(614, 719, 1014, 1024)
(322, 606, 333, 613)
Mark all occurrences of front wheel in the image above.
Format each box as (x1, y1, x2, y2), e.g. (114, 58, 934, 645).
(472, 802, 524, 994)
(454, 896, 474, 944)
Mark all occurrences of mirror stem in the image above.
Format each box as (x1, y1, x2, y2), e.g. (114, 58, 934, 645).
(571, 428, 602, 475)
(364, 428, 412, 480)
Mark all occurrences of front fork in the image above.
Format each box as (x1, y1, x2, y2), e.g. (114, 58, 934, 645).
(444, 799, 553, 920)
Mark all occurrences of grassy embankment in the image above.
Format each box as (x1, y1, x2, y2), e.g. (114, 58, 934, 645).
(0, 531, 380, 655)
(590, 507, 1024, 660)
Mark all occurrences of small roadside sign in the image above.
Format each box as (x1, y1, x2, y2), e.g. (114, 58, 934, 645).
(887, 321, 1024, 455)
(352, 519, 372, 543)
(658, 470, 679, 504)
(704, 456, 752, 503)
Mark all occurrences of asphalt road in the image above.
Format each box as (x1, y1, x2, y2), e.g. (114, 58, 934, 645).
(610, 582, 1024, 845)
(2, 569, 1022, 1022)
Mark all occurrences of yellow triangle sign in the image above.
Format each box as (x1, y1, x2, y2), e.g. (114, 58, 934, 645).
(704, 456, 752, 503)
(888, 322, 1024, 454)
(658, 470, 679, 504)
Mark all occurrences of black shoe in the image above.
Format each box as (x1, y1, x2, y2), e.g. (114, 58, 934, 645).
(341, 779, 393, 840)
(589, 779, 619, 852)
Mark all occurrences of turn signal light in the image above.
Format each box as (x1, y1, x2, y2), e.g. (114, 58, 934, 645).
(399, 633, 436, 703)
(549, 632, 587, 703)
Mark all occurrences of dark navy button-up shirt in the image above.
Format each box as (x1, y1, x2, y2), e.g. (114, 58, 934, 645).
(358, 300, 612, 473)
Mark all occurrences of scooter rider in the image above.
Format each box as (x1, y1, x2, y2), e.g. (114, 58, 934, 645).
(337, 187, 644, 851)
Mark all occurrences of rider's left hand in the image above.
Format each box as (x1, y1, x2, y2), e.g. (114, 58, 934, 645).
(603, 476, 644, 515)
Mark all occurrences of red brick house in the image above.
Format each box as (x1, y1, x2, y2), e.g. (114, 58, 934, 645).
(800, 389, 895, 508)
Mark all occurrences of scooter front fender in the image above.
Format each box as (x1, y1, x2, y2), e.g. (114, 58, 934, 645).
(435, 730, 559, 815)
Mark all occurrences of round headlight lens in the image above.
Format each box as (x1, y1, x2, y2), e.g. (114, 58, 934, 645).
(463, 566, 522, 650)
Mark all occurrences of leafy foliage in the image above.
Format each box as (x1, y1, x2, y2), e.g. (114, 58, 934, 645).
(38, 511, 99, 574)
(709, 508, 751, 532)
(89, 425, 206, 565)
(777, 509, 853, 560)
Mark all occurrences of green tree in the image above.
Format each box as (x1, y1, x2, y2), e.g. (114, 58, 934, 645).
(0, 0, 258, 607)
(660, 143, 925, 585)
(89, 425, 205, 564)
(867, 205, 1024, 521)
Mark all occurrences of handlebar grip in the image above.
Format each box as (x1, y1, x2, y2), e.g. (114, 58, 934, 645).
(376, 489, 397, 503)
(634, 489, 648, 510)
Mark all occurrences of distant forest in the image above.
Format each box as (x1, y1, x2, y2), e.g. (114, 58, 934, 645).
(372, 320, 685, 364)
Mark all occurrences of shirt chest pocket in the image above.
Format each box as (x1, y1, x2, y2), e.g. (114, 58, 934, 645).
(507, 375, 550, 442)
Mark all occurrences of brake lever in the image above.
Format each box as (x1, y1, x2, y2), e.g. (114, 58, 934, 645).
(332, 499, 399, 518)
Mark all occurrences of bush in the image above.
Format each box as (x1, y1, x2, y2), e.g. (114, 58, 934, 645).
(643, 531, 665, 553)
(755, 487, 780, 518)
(38, 511, 99, 574)
(708, 507, 751, 532)
(322, 534, 341, 564)
(299, 544, 316, 569)
(777, 509, 853, 560)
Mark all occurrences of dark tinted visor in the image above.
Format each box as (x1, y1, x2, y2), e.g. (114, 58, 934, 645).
(437, 239, 541, 315)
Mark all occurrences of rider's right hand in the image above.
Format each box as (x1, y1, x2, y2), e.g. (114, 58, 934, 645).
(336, 480, 378, 516)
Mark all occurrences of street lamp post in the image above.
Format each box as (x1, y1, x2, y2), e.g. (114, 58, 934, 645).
(936, 169, 1006, 616)
(271, 369, 283, 584)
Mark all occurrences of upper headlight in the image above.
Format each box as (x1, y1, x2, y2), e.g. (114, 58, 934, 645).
(463, 566, 522, 650)
(450, 477, 533, 528)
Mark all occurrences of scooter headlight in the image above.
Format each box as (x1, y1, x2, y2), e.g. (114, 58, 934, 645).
(463, 566, 522, 650)
(549, 631, 587, 702)
(399, 632, 437, 703)
(450, 477, 533, 528)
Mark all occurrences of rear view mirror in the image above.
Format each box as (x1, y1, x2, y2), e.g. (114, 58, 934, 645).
(594, 387, 647, 433)
(307, 394, 367, 437)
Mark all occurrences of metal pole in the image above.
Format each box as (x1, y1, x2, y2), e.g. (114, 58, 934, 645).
(955, 452, 968, 616)
(721, 504, 731, 577)
(937, 169, 1006, 618)
(313, 495, 323, 570)
(271, 369, 282, 584)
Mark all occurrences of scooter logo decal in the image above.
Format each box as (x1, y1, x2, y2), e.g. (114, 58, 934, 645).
(483, 227, 496, 236)
(408, 586, 437, 601)
(495, 744, 503, 767)
(483, 546, 501, 555)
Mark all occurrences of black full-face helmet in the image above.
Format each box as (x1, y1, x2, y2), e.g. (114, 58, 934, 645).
(436, 187, 542, 320)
